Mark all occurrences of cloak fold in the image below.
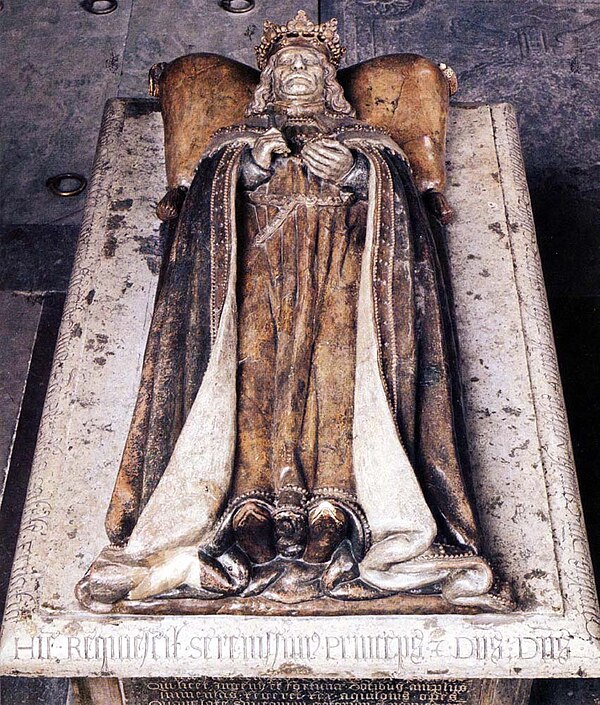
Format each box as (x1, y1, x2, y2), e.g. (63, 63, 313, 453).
(105, 129, 482, 565)
(105, 148, 227, 545)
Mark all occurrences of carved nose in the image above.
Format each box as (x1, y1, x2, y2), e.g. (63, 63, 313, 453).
(292, 56, 306, 70)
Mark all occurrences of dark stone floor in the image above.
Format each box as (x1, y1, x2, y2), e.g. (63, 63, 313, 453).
(1, 1, 598, 702)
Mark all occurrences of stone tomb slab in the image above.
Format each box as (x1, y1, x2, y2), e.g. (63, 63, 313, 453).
(0, 99, 598, 679)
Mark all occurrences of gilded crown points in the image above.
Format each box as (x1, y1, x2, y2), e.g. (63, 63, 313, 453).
(255, 10, 345, 70)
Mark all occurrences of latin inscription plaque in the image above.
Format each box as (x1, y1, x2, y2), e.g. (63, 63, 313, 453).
(121, 678, 479, 705)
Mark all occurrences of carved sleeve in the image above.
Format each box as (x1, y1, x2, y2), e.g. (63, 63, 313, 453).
(239, 146, 273, 191)
(340, 151, 369, 201)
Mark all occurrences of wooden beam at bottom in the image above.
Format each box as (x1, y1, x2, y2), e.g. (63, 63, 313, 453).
(72, 678, 123, 705)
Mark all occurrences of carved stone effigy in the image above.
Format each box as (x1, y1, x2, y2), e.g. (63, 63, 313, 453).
(0, 97, 598, 682)
(0, 11, 599, 704)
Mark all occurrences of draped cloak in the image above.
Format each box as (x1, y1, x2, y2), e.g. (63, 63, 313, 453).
(86, 118, 501, 605)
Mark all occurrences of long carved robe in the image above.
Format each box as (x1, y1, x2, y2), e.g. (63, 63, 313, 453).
(81, 114, 502, 608)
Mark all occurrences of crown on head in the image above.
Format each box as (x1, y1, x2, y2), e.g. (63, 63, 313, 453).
(255, 10, 345, 70)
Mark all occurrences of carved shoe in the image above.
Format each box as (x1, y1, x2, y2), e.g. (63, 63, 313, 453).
(232, 500, 276, 564)
(304, 499, 349, 563)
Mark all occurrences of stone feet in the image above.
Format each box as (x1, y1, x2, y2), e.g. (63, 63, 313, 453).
(231, 492, 351, 564)
(232, 500, 276, 563)
(305, 500, 349, 563)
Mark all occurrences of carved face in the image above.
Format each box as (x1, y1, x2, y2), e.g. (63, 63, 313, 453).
(270, 46, 326, 103)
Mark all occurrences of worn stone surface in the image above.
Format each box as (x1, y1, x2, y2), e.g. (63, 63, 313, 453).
(323, 0, 600, 299)
(444, 105, 560, 612)
(0, 100, 596, 680)
(0, 0, 134, 226)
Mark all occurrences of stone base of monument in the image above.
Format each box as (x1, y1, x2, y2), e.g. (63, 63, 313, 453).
(1, 100, 598, 699)
(73, 676, 533, 705)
